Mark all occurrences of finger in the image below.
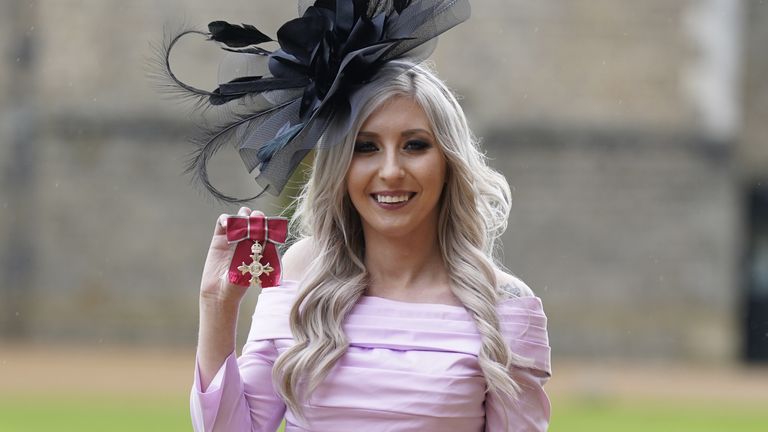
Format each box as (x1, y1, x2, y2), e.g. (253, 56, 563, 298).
(238, 207, 251, 216)
(251, 209, 265, 217)
(214, 213, 228, 235)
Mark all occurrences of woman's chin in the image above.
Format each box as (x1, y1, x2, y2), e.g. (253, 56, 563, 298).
(365, 223, 413, 238)
(361, 214, 436, 240)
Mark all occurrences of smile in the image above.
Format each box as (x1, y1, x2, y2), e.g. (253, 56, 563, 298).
(373, 193, 415, 203)
(370, 192, 417, 209)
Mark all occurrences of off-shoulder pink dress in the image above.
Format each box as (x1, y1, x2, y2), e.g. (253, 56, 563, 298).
(191, 280, 551, 431)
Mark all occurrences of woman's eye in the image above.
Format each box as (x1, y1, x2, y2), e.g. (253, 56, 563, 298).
(405, 140, 431, 151)
(354, 141, 377, 153)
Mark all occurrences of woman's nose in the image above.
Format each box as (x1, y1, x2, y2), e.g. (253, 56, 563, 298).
(378, 150, 405, 181)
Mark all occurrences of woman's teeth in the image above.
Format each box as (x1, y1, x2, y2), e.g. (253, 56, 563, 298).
(375, 194, 411, 203)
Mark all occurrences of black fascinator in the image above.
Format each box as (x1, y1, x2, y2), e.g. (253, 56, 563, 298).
(157, 0, 470, 203)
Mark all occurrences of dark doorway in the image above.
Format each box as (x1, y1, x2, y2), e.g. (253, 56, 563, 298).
(745, 180, 768, 362)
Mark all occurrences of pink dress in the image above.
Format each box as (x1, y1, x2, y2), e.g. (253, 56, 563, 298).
(191, 280, 551, 431)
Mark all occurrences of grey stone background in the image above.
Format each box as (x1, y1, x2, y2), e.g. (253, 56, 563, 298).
(0, 0, 766, 364)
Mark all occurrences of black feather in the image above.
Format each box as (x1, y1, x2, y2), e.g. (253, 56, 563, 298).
(208, 21, 273, 48)
(222, 46, 273, 56)
(182, 98, 297, 204)
(147, 26, 216, 112)
(210, 76, 310, 105)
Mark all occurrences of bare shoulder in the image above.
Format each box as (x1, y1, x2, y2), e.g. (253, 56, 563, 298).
(494, 269, 536, 298)
(281, 237, 316, 281)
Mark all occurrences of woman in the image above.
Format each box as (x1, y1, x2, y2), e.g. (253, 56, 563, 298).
(191, 62, 551, 431)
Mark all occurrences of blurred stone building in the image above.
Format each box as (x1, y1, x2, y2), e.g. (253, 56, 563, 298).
(1, 0, 766, 363)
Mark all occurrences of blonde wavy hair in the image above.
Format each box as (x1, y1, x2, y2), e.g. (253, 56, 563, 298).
(273, 61, 531, 423)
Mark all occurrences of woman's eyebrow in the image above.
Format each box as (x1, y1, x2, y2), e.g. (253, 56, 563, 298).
(356, 131, 378, 137)
(357, 128, 433, 138)
(401, 128, 433, 137)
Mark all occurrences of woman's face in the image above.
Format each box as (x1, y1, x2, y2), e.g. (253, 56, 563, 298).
(345, 95, 447, 239)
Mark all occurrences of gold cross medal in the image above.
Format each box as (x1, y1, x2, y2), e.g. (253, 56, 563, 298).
(237, 241, 274, 288)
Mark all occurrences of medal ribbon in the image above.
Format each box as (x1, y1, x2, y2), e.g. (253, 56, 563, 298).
(225, 215, 287, 288)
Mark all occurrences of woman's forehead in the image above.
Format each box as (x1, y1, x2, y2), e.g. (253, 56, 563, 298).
(359, 96, 433, 134)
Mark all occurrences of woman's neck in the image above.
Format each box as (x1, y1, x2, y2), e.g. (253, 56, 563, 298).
(361, 226, 450, 300)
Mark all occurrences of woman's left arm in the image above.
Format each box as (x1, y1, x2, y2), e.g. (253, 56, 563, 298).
(484, 366, 551, 431)
(488, 271, 552, 431)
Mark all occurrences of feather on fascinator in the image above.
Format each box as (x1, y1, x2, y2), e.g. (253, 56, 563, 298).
(158, 0, 471, 203)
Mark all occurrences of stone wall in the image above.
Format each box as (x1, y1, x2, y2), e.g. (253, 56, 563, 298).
(487, 129, 737, 361)
(0, 0, 760, 362)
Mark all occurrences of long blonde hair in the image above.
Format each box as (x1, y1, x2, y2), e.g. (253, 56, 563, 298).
(273, 62, 530, 423)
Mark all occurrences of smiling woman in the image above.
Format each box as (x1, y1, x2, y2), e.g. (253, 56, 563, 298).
(197, 61, 552, 431)
(161, 1, 551, 431)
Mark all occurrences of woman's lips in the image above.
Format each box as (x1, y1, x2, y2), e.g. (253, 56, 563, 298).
(370, 192, 416, 210)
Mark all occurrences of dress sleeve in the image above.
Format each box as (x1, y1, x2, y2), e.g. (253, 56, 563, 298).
(483, 367, 551, 431)
(486, 296, 552, 431)
(190, 338, 286, 432)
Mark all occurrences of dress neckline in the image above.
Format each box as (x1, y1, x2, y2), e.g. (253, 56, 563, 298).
(358, 294, 467, 310)
(279, 279, 541, 311)
(358, 293, 541, 309)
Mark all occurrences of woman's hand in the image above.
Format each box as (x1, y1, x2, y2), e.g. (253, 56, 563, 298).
(196, 207, 264, 390)
(199, 207, 264, 306)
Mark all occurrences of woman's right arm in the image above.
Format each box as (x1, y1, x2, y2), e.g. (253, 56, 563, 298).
(192, 207, 289, 432)
(196, 207, 254, 389)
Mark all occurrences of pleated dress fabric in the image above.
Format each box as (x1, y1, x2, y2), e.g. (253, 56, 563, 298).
(191, 279, 551, 432)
